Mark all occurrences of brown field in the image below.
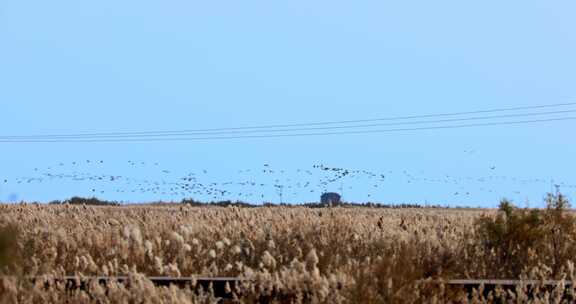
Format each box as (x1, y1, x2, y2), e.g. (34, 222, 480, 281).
(1, 201, 575, 303)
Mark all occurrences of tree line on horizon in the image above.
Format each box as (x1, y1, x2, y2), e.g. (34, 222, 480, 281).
(43, 196, 441, 209)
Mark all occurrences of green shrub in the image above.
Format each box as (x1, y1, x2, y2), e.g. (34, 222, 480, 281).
(475, 192, 576, 278)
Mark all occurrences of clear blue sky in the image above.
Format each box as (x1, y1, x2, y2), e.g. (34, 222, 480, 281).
(1, 0, 575, 207)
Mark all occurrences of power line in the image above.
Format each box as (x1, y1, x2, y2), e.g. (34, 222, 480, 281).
(1, 102, 575, 139)
(1, 109, 574, 139)
(1, 117, 574, 143)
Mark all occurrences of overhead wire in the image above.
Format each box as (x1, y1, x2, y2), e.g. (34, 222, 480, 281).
(1, 116, 574, 143)
(1, 109, 575, 139)
(1, 102, 575, 140)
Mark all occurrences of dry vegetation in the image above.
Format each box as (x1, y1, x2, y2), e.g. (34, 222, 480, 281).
(1, 192, 576, 303)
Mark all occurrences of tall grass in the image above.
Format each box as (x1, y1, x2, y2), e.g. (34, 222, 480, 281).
(0, 192, 574, 303)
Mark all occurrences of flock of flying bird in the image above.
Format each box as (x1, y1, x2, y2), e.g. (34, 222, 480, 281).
(2, 103, 575, 203)
(2, 157, 575, 204)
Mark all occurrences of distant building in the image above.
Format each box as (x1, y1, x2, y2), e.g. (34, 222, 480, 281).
(321, 192, 341, 206)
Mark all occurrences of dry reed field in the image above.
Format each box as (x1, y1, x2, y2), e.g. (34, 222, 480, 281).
(1, 195, 576, 303)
